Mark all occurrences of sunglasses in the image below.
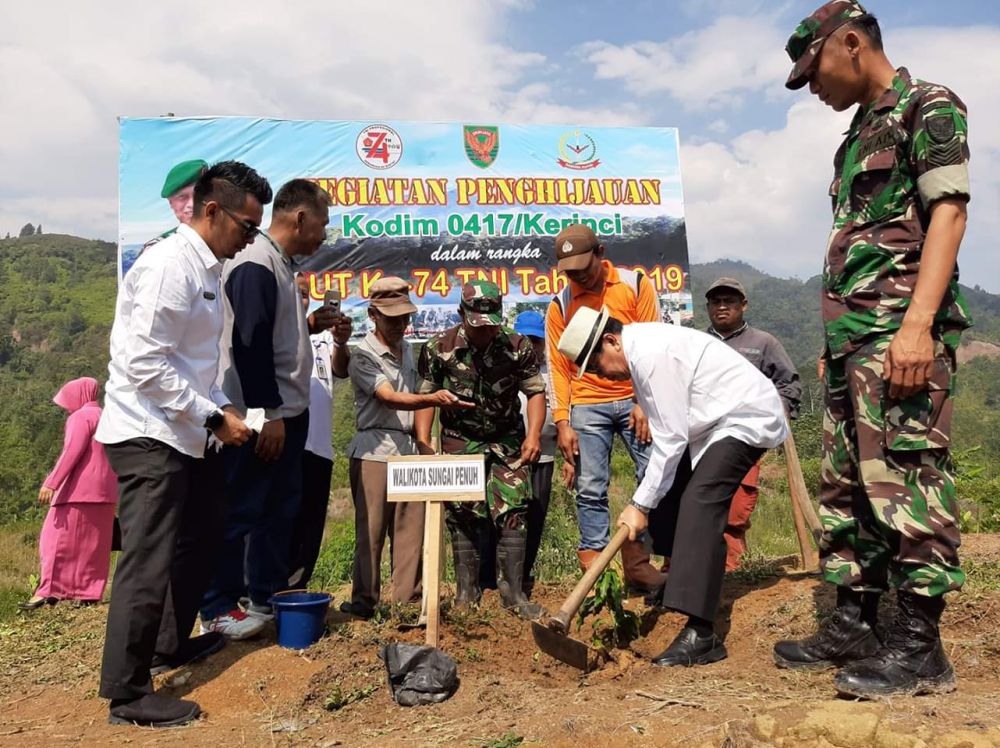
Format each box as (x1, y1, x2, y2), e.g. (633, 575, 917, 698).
(220, 206, 260, 240)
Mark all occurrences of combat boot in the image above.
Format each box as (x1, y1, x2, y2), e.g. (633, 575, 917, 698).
(497, 527, 546, 620)
(773, 587, 881, 670)
(834, 591, 955, 698)
(621, 538, 668, 595)
(450, 525, 481, 607)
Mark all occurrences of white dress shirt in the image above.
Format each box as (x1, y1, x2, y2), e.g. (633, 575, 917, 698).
(624, 323, 789, 510)
(304, 330, 335, 460)
(96, 224, 230, 458)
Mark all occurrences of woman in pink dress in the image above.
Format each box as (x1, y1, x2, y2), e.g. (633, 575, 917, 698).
(21, 377, 119, 609)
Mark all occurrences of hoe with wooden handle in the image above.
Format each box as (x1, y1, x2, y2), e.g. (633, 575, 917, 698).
(531, 525, 632, 672)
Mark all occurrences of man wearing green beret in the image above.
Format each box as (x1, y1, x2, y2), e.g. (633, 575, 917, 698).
(774, 1, 971, 700)
(142, 159, 209, 250)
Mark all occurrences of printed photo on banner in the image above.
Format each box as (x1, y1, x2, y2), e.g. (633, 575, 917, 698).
(118, 117, 693, 336)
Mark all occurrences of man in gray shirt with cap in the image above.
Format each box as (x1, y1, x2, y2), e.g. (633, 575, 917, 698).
(704, 277, 801, 570)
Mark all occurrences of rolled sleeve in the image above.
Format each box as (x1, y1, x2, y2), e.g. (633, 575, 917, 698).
(912, 87, 970, 208)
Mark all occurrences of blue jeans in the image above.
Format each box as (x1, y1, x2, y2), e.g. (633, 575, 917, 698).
(571, 399, 650, 551)
(201, 410, 309, 620)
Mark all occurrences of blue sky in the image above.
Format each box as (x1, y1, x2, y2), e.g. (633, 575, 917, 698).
(3, 0, 998, 291)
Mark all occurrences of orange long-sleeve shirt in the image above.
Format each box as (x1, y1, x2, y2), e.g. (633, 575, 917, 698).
(545, 260, 661, 423)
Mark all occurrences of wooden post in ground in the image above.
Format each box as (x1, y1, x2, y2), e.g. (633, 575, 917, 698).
(387, 453, 486, 648)
(783, 424, 821, 572)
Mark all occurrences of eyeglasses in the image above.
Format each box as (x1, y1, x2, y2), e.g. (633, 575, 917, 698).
(220, 206, 260, 240)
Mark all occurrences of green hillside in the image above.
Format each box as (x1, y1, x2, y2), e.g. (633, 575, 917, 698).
(0, 235, 997, 526)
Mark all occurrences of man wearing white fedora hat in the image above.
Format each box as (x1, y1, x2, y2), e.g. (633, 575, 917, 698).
(557, 307, 788, 666)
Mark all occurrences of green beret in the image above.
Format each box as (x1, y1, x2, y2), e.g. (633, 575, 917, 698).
(160, 159, 208, 198)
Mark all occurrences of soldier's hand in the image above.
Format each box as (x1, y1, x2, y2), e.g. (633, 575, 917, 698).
(38, 486, 54, 504)
(817, 354, 826, 380)
(556, 421, 579, 463)
(428, 390, 475, 409)
(520, 434, 542, 465)
(885, 326, 935, 399)
(214, 409, 252, 447)
(256, 418, 286, 461)
(628, 403, 652, 444)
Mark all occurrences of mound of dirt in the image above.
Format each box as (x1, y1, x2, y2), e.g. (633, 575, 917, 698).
(2, 536, 999, 747)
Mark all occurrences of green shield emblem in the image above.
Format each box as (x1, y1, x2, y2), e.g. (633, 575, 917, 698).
(463, 125, 500, 169)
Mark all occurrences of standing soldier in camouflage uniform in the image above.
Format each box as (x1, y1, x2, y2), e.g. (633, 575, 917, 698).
(773, 2, 971, 699)
(415, 281, 547, 619)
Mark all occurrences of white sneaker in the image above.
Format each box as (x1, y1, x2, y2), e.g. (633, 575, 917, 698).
(200, 609, 266, 640)
(245, 602, 274, 623)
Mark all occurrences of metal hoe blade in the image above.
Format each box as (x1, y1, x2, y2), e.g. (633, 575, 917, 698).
(531, 620, 599, 672)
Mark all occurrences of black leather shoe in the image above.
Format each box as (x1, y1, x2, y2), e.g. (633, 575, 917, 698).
(18, 596, 57, 610)
(108, 693, 201, 727)
(652, 626, 727, 667)
(339, 601, 375, 619)
(773, 587, 881, 670)
(150, 632, 226, 676)
(834, 592, 956, 699)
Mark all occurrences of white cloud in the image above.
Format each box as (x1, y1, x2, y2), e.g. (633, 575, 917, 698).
(578, 15, 791, 110)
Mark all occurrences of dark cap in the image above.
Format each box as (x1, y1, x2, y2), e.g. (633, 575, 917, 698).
(369, 276, 417, 316)
(785, 1, 869, 90)
(160, 159, 208, 198)
(705, 277, 746, 299)
(460, 280, 503, 327)
(554, 224, 600, 271)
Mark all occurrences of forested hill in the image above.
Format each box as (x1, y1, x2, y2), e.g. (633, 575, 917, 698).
(1, 234, 998, 522)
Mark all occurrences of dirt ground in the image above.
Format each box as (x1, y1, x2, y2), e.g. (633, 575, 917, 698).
(1, 536, 999, 747)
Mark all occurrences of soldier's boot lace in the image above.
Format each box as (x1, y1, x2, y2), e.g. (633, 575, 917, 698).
(497, 527, 546, 621)
(773, 587, 881, 670)
(834, 590, 955, 698)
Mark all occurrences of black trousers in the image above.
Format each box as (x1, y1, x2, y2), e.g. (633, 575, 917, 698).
(649, 437, 765, 622)
(99, 438, 224, 700)
(287, 450, 334, 590)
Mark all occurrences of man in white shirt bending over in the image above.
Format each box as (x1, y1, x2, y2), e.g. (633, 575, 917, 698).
(96, 160, 271, 728)
(558, 307, 788, 668)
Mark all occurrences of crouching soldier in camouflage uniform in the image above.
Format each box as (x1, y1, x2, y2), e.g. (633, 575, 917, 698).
(774, 1, 972, 699)
(415, 281, 547, 620)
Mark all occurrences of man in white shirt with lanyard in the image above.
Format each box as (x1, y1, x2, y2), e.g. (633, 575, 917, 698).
(96, 161, 270, 728)
(287, 273, 351, 589)
(558, 307, 787, 668)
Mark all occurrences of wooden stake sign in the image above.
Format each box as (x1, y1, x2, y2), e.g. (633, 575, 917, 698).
(387, 453, 486, 647)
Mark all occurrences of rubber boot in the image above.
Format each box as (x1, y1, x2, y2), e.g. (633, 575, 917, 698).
(834, 591, 955, 698)
(450, 524, 481, 607)
(773, 587, 881, 670)
(497, 528, 546, 620)
(621, 538, 668, 595)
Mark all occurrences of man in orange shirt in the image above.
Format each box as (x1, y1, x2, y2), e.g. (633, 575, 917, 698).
(546, 224, 665, 592)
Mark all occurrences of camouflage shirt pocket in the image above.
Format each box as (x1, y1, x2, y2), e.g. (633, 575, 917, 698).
(850, 149, 900, 223)
(883, 354, 953, 451)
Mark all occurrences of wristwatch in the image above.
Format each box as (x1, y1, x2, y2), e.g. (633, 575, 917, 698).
(629, 500, 651, 515)
(204, 409, 225, 431)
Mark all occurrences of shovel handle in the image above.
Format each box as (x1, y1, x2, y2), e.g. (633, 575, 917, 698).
(549, 525, 631, 633)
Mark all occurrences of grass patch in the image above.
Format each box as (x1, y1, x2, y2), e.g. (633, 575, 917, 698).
(0, 519, 41, 622)
(965, 559, 1000, 593)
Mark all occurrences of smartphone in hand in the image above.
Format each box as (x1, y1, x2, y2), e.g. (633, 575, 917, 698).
(324, 288, 342, 316)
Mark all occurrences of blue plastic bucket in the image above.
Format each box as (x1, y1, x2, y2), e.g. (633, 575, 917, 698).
(268, 591, 332, 649)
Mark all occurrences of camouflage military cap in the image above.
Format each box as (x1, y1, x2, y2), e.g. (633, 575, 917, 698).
(160, 159, 208, 198)
(785, 1, 869, 90)
(460, 280, 503, 327)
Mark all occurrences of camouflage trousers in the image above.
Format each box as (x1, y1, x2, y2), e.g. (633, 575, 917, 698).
(819, 336, 964, 597)
(440, 431, 530, 533)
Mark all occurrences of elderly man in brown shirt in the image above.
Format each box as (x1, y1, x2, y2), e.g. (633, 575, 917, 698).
(341, 277, 471, 618)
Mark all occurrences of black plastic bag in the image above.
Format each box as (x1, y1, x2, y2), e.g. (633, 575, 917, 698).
(379, 642, 458, 706)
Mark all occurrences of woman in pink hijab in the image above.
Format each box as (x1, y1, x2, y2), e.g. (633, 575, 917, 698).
(21, 377, 119, 609)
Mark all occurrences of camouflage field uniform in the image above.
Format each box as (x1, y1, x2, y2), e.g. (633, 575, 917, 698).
(819, 67, 971, 597)
(417, 324, 547, 532)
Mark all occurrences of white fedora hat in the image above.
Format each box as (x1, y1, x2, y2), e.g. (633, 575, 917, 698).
(557, 305, 610, 379)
